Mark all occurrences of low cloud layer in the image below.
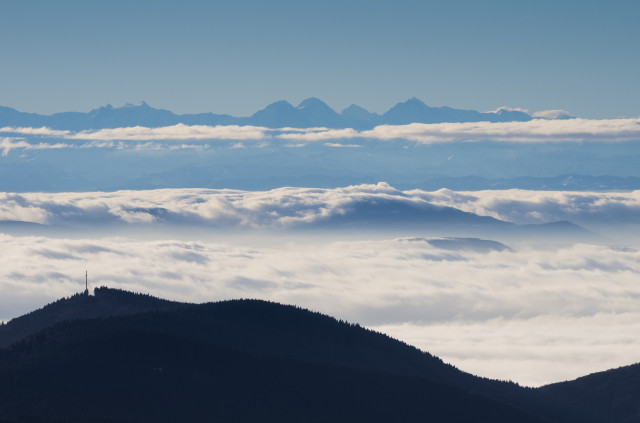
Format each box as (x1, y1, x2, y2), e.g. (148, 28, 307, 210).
(418, 188, 640, 227)
(1, 117, 639, 155)
(69, 124, 268, 141)
(1, 185, 639, 234)
(0, 233, 638, 387)
(0, 184, 444, 228)
(360, 118, 640, 143)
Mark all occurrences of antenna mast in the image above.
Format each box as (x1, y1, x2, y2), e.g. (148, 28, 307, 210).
(84, 270, 89, 296)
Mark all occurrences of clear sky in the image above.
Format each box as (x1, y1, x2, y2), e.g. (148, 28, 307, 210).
(1, 0, 638, 118)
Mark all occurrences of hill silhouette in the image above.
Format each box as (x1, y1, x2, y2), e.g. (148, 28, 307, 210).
(0, 288, 637, 422)
(0, 287, 186, 349)
(539, 363, 640, 423)
(0, 318, 545, 423)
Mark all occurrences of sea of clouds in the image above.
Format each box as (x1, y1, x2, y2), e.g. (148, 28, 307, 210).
(2, 114, 639, 387)
(0, 232, 638, 387)
(1, 184, 640, 386)
(1, 183, 639, 231)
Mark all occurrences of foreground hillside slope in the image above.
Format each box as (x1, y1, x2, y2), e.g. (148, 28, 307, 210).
(0, 289, 547, 423)
(0, 318, 546, 423)
(539, 363, 640, 423)
(0, 288, 637, 422)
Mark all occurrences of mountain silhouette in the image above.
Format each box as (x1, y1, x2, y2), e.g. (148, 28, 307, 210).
(0, 97, 565, 131)
(295, 97, 344, 127)
(247, 97, 349, 128)
(0, 287, 186, 349)
(341, 104, 380, 127)
(0, 287, 636, 422)
(294, 197, 598, 242)
(381, 97, 532, 125)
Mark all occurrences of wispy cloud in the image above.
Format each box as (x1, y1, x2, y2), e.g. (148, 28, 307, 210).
(278, 128, 359, 141)
(532, 109, 573, 119)
(0, 137, 71, 156)
(323, 142, 361, 148)
(0, 127, 70, 137)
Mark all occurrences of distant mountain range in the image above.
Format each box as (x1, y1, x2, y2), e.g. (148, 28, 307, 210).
(0, 97, 572, 130)
(0, 287, 636, 423)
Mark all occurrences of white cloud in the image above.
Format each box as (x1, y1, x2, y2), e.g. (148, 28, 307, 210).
(2, 118, 640, 147)
(323, 143, 361, 148)
(0, 137, 71, 156)
(532, 109, 573, 119)
(0, 193, 51, 224)
(412, 188, 640, 228)
(355, 118, 640, 143)
(485, 106, 530, 114)
(374, 313, 640, 387)
(0, 127, 71, 137)
(69, 123, 268, 141)
(277, 127, 331, 133)
(269, 118, 640, 144)
(0, 183, 413, 228)
(2, 185, 639, 236)
(278, 128, 359, 141)
(0, 233, 639, 387)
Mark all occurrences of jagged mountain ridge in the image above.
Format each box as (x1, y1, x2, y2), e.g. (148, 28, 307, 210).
(0, 97, 570, 130)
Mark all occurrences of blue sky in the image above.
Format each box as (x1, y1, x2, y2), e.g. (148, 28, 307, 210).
(1, 0, 638, 118)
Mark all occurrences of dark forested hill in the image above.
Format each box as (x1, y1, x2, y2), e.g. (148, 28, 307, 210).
(538, 363, 640, 423)
(0, 288, 637, 422)
(0, 318, 547, 423)
(0, 287, 186, 349)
